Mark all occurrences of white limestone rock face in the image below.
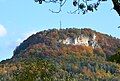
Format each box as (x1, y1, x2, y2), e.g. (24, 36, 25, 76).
(74, 35, 89, 46)
(61, 34, 100, 48)
(63, 37, 74, 45)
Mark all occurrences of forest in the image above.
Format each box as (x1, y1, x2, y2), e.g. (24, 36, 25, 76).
(0, 28, 120, 81)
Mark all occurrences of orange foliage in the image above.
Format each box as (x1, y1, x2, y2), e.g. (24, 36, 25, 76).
(82, 66, 94, 78)
(10, 66, 17, 71)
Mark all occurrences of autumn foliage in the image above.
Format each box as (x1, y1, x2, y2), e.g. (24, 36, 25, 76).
(0, 28, 120, 80)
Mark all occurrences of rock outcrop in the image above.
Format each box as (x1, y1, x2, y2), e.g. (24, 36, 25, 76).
(61, 34, 100, 48)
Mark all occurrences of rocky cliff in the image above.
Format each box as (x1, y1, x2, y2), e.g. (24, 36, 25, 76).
(61, 34, 100, 48)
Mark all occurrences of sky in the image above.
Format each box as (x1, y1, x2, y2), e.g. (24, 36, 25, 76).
(0, 0, 120, 61)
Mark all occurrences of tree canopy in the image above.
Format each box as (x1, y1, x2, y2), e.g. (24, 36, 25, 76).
(108, 47, 120, 63)
(34, 0, 120, 16)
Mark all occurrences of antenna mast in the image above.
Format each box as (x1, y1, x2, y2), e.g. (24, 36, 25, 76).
(60, 20, 61, 29)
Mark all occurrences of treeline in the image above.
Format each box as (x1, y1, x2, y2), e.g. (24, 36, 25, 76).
(0, 51, 120, 80)
(14, 28, 120, 57)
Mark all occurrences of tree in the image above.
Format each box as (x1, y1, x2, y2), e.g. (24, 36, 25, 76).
(13, 58, 55, 81)
(112, 0, 120, 16)
(34, 0, 120, 16)
(108, 47, 120, 63)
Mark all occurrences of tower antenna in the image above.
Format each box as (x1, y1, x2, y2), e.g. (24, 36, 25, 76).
(60, 20, 61, 29)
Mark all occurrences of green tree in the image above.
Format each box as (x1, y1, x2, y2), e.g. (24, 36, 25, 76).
(108, 47, 120, 63)
(13, 58, 55, 81)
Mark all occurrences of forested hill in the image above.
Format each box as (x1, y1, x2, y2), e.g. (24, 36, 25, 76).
(13, 28, 120, 58)
(1, 28, 120, 80)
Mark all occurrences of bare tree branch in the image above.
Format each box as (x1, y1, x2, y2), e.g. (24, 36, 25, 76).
(34, 0, 120, 16)
(112, 0, 120, 16)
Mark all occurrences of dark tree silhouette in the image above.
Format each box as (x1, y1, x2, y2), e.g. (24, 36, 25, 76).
(112, 0, 120, 16)
(34, 0, 120, 16)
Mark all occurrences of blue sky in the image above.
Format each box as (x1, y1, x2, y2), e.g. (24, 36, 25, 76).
(0, 0, 120, 61)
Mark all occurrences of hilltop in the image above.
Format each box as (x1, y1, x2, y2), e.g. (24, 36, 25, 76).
(13, 28, 120, 58)
(0, 28, 120, 81)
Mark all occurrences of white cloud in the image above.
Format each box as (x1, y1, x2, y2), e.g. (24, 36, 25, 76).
(0, 24, 7, 37)
(5, 31, 37, 51)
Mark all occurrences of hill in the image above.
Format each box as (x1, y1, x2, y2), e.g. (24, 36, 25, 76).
(13, 28, 120, 58)
(0, 28, 120, 81)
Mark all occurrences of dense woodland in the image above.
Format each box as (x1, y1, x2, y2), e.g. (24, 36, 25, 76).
(0, 28, 120, 81)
